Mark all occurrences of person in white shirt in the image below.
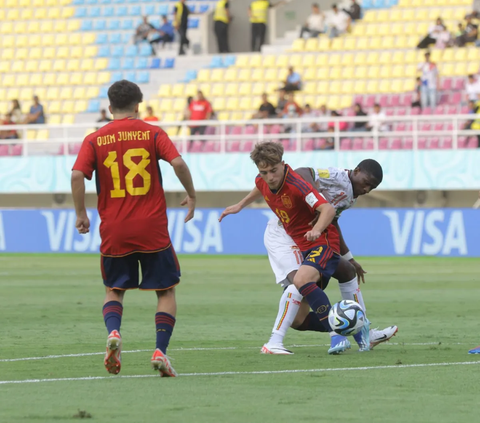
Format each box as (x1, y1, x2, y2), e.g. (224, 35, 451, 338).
(466, 74, 480, 102)
(327, 4, 351, 39)
(417, 17, 447, 49)
(299, 3, 325, 38)
(417, 52, 439, 108)
(367, 104, 389, 132)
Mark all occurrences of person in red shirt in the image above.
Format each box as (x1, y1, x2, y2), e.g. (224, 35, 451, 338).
(187, 90, 212, 149)
(143, 105, 159, 122)
(219, 141, 353, 355)
(71, 80, 196, 377)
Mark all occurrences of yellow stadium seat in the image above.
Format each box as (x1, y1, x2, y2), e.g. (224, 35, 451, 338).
(216, 111, 228, 121)
(302, 82, 316, 95)
(61, 7, 75, 19)
(291, 38, 306, 52)
(16, 35, 28, 48)
(369, 66, 381, 79)
(369, 37, 382, 50)
(83, 72, 96, 85)
(53, 60, 66, 72)
(27, 130, 37, 140)
(275, 55, 289, 68)
(341, 67, 355, 79)
(355, 66, 368, 79)
(172, 98, 184, 112)
(54, 21, 67, 33)
(392, 65, 405, 78)
(238, 69, 251, 82)
(7, 9, 20, 20)
(197, 69, 210, 83)
(303, 67, 316, 81)
(67, 20, 81, 32)
(340, 81, 354, 95)
(453, 49, 467, 61)
(366, 52, 379, 65)
(235, 55, 249, 68)
(42, 73, 55, 86)
(330, 38, 344, 51)
(225, 97, 239, 111)
(304, 38, 319, 52)
(327, 67, 340, 80)
(66, 60, 79, 72)
(356, 37, 369, 50)
(85, 87, 99, 99)
(210, 69, 224, 82)
(224, 69, 237, 82)
(379, 52, 392, 65)
(184, 83, 196, 95)
(404, 65, 416, 78)
(68, 34, 82, 46)
(11, 61, 25, 73)
(25, 60, 38, 73)
(351, 24, 366, 37)
(59, 87, 73, 100)
(248, 67, 262, 81)
(467, 62, 478, 74)
(0, 61, 9, 73)
(6, 88, 20, 101)
(33, 0, 45, 6)
(1, 35, 14, 48)
(402, 80, 415, 92)
(317, 37, 330, 51)
(172, 84, 185, 97)
(57, 47, 69, 59)
(343, 38, 356, 51)
(329, 81, 342, 95)
(3, 75, 15, 87)
(46, 87, 60, 101)
(0, 22, 13, 35)
(212, 97, 226, 111)
(316, 81, 328, 95)
(55, 34, 68, 46)
(159, 99, 173, 113)
(404, 50, 417, 64)
(353, 52, 366, 66)
(249, 55, 262, 67)
(97, 72, 110, 85)
(377, 80, 390, 94)
(29, 73, 42, 86)
(83, 33, 96, 45)
(160, 113, 175, 122)
(260, 55, 274, 68)
(264, 68, 279, 82)
(211, 83, 225, 97)
(71, 73, 83, 85)
(84, 46, 98, 58)
(366, 81, 379, 94)
(158, 85, 172, 97)
(15, 48, 28, 60)
(315, 68, 328, 80)
(381, 36, 395, 49)
(43, 47, 56, 60)
(48, 115, 62, 125)
(466, 48, 480, 62)
(453, 62, 467, 76)
(252, 83, 264, 96)
(37, 129, 49, 140)
(238, 96, 252, 111)
(94, 58, 108, 71)
(363, 10, 375, 22)
(74, 101, 87, 114)
(19, 88, 33, 101)
(353, 80, 366, 94)
(238, 83, 252, 96)
(62, 115, 75, 124)
(34, 87, 46, 101)
(327, 53, 341, 67)
(300, 54, 314, 68)
(17, 74, 29, 87)
(34, 8, 47, 19)
(390, 51, 404, 65)
(198, 83, 211, 97)
(365, 23, 378, 36)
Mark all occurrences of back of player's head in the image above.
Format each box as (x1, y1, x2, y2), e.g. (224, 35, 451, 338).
(108, 80, 143, 113)
(357, 159, 383, 184)
(250, 141, 284, 167)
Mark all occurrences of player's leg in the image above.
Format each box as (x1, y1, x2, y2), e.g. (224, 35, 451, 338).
(101, 254, 139, 374)
(293, 247, 350, 355)
(139, 247, 180, 377)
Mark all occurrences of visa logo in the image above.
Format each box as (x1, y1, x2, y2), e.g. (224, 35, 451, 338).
(383, 210, 467, 255)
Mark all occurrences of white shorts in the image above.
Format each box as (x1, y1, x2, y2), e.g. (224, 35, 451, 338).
(264, 218, 302, 288)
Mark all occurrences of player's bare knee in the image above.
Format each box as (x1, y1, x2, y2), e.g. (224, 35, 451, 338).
(156, 287, 176, 299)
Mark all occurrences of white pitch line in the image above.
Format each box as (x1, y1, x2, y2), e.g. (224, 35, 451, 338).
(0, 361, 479, 385)
(0, 342, 468, 363)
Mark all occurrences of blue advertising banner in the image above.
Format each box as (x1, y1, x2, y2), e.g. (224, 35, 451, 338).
(0, 208, 478, 256)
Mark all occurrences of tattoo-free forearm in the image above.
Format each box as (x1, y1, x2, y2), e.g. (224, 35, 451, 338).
(313, 203, 336, 234)
(71, 170, 86, 216)
(333, 219, 350, 255)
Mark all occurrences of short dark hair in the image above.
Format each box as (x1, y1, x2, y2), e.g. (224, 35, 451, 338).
(374, 103, 380, 108)
(108, 80, 143, 112)
(357, 159, 383, 184)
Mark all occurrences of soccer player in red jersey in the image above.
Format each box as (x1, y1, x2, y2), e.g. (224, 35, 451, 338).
(220, 141, 352, 355)
(71, 80, 196, 377)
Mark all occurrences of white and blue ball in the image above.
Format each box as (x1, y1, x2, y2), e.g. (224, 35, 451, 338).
(328, 300, 366, 336)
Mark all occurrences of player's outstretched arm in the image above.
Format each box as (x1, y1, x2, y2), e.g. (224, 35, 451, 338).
(333, 218, 367, 283)
(171, 157, 196, 223)
(219, 187, 262, 222)
(71, 170, 90, 234)
(304, 203, 335, 241)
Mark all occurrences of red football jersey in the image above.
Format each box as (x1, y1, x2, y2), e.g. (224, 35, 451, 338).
(73, 117, 180, 256)
(256, 165, 340, 252)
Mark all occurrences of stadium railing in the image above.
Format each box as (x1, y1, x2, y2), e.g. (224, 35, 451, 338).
(0, 114, 478, 155)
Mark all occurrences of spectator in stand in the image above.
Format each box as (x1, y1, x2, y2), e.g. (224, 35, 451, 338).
(343, 0, 361, 21)
(187, 91, 212, 147)
(249, 1, 286, 52)
(463, 99, 477, 130)
(466, 74, 480, 102)
(299, 3, 325, 39)
(283, 66, 303, 92)
(327, 4, 351, 39)
(455, 14, 478, 47)
(275, 89, 288, 116)
(133, 16, 154, 45)
(24, 96, 45, 124)
(213, 0, 231, 53)
(253, 93, 276, 119)
(282, 92, 302, 133)
(418, 52, 439, 108)
(9, 100, 23, 123)
(327, 110, 348, 131)
(0, 113, 18, 140)
(417, 17, 447, 49)
(411, 77, 422, 108)
(351, 103, 368, 132)
(366, 104, 389, 132)
(174, 0, 191, 55)
(97, 109, 112, 123)
(317, 104, 331, 131)
(301, 104, 319, 132)
(150, 16, 175, 54)
(144, 106, 160, 122)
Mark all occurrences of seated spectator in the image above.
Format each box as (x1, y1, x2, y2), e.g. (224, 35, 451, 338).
(327, 4, 351, 39)
(343, 0, 361, 21)
(97, 109, 112, 123)
(133, 16, 154, 45)
(9, 99, 23, 123)
(317, 104, 331, 131)
(466, 74, 480, 102)
(328, 110, 348, 131)
(24, 96, 45, 124)
(188, 91, 213, 148)
(352, 103, 368, 131)
(463, 99, 477, 130)
(0, 113, 18, 139)
(275, 89, 288, 116)
(301, 104, 319, 132)
(299, 3, 325, 39)
(144, 106, 160, 122)
(417, 17, 447, 49)
(253, 93, 276, 119)
(282, 92, 303, 118)
(283, 66, 303, 92)
(367, 104, 389, 132)
(150, 16, 175, 53)
(455, 15, 478, 47)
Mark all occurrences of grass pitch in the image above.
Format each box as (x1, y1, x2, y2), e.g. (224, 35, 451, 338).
(1, 254, 479, 423)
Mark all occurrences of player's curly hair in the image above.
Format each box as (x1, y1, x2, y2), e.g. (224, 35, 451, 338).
(250, 141, 284, 167)
(108, 80, 143, 112)
(357, 159, 383, 183)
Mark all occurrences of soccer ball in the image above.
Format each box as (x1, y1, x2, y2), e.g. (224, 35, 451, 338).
(328, 300, 366, 336)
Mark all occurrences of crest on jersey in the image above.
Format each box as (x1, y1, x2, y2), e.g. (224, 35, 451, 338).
(281, 195, 293, 209)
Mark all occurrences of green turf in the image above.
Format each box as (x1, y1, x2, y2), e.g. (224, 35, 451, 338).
(1, 254, 479, 423)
